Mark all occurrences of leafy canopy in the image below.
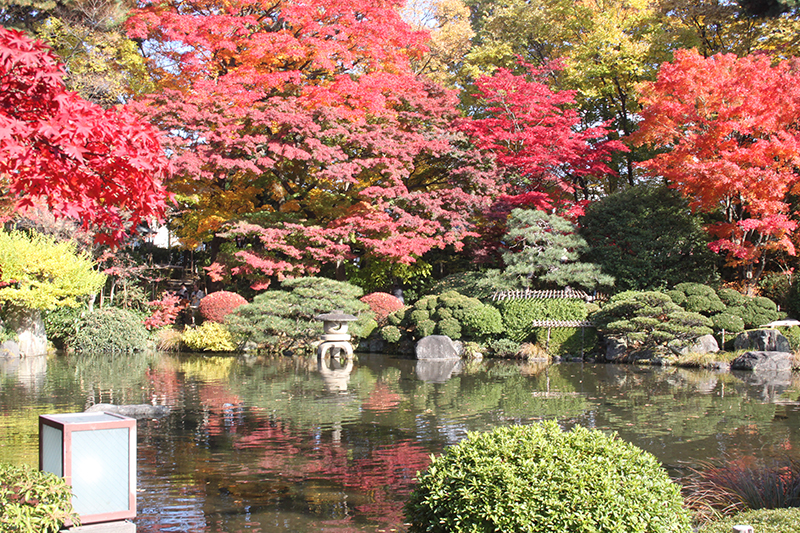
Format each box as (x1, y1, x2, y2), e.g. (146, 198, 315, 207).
(0, 26, 169, 244)
(634, 49, 800, 286)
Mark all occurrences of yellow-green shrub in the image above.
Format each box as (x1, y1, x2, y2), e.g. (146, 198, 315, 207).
(182, 322, 237, 352)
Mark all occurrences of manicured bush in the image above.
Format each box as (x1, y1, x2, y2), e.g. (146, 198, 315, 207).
(727, 296, 783, 329)
(67, 307, 149, 354)
(717, 287, 748, 307)
(580, 185, 717, 291)
(592, 291, 713, 350)
(533, 326, 599, 357)
(497, 298, 588, 342)
(698, 508, 800, 533)
(0, 462, 80, 532)
(380, 325, 402, 344)
(404, 421, 692, 533)
(226, 277, 373, 354)
(182, 322, 237, 352)
(778, 326, 800, 351)
(43, 305, 86, 349)
(666, 283, 725, 315)
(199, 291, 248, 323)
(396, 291, 503, 341)
(486, 338, 520, 357)
(359, 292, 404, 324)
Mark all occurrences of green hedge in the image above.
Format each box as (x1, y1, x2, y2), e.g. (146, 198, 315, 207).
(67, 307, 149, 354)
(497, 298, 588, 342)
(533, 326, 599, 357)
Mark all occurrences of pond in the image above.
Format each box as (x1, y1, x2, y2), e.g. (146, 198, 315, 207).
(2, 352, 800, 532)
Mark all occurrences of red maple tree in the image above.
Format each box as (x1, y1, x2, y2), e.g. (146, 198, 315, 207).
(0, 27, 170, 245)
(633, 49, 800, 286)
(459, 62, 625, 205)
(127, 0, 500, 287)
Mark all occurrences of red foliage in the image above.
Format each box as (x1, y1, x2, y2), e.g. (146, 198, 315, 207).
(360, 292, 404, 323)
(0, 27, 170, 245)
(459, 62, 625, 206)
(127, 0, 500, 287)
(634, 49, 800, 283)
(199, 291, 248, 323)
(143, 293, 183, 330)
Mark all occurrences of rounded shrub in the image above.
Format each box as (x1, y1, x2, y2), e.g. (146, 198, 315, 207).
(67, 307, 149, 354)
(404, 421, 692, 533)
(0, 462, 80, 532)
(380, 325, 402, 344)
(199, 291, 248, 323)
(182, 322, 237, 352)
(359, 292, 404, 324)
(460, 305, 504, 338)
(437, 317, 462, 339)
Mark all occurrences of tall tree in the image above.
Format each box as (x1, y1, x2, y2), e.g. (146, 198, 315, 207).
(1, 0, 151, 105)
(459, 62, 624, 204)
(0, 26, 169, 245)
(461, 0, 667, 189)
(128, 0, 499, 288)
(632, 49, 800, 290)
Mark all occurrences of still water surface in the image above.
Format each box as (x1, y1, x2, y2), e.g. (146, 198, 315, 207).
(2, 352, 800, 532)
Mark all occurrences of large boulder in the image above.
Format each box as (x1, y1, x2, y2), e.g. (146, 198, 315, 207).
(734, 329, 791, 353)
(415, 359, 463, 383)
(604, 337, 628, 362)
(415, 335, 462, 360)
(731, 351, 793, 372)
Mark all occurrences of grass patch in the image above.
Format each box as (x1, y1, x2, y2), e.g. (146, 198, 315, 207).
(697, 507, 800, 533)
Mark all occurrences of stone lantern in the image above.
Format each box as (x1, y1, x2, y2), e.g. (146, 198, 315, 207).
(314, 310, 357, 360)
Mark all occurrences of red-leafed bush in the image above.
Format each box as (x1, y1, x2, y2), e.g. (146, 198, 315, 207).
(360, 292, 404, 324)
(199, 291, 247, 323)
(144, 293, 183, 330)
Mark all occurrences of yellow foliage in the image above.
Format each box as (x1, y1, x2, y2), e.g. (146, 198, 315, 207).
(0, 230, 106, 311)
(181, 322, 238, 352)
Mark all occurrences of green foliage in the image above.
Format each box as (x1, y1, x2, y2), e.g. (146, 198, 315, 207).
(67, 307, 149, 354)
(580, 186, 718, 291)
(380, 325, 402, 344)
(778, 326, 800, 351)
(0, 230, 105, 311)
(533, 326, 599, 357)
(496, 298, 588, 342)
(225, 277, 373, 353)
(727, 296, 783, 329)
(759, 271, 792, 307)
(486, 338, 521, 357)
(698, 508, 800, 533)
(0, 463, 80, 532)
(426, 269, 514, 301)
(43, 304, 86, 349)
(593, 291, 713, 348)
(395, 291, 503, 341)
(711, 312, 746, 334)
(717, 287, 748, 307)
(503, 209, 614, 291)
(667, 283, 725, 315)
(404, 421, 692, 533)
(182, 322, 238, 352)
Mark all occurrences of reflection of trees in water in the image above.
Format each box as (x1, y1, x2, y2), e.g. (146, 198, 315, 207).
(71, 350, 156, 407)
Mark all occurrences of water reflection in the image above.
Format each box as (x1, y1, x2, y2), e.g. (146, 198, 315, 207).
(2, 353, 800, 532)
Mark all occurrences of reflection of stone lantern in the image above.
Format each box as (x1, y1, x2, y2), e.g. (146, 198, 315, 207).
(314, 310, 357, 360)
